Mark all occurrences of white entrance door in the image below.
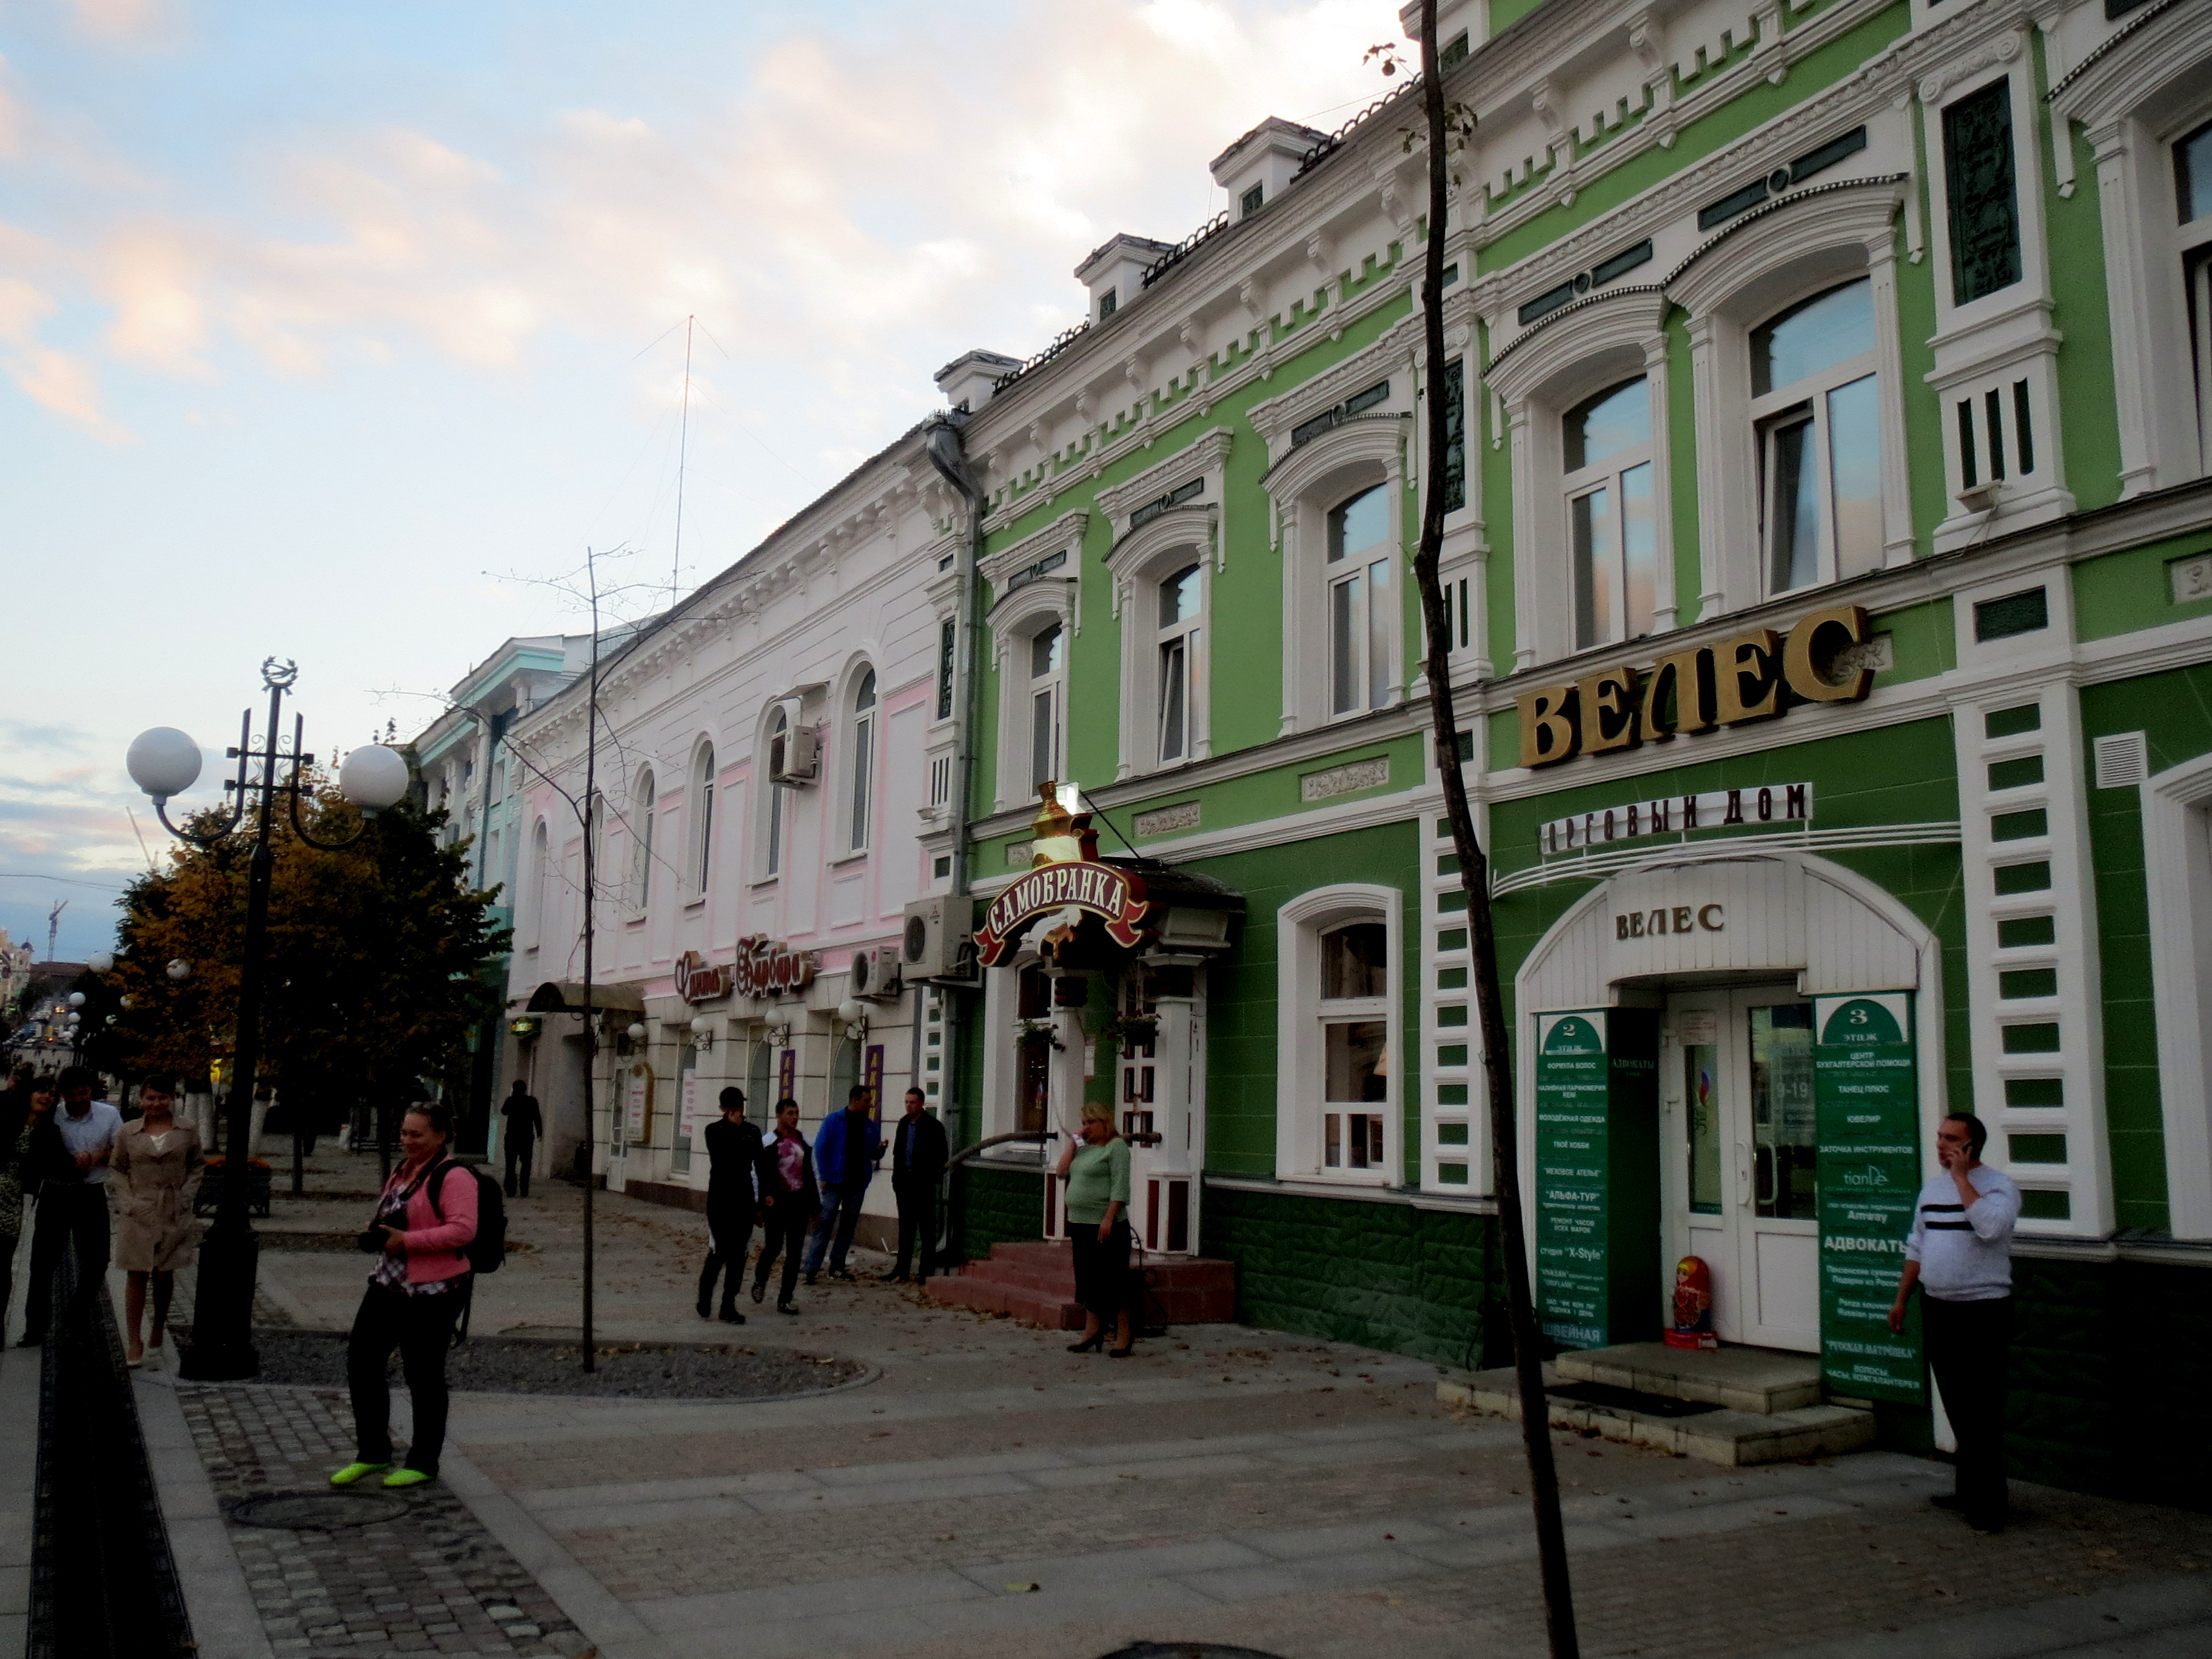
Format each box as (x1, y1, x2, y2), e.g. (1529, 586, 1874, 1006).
(1662, 988, 1820, 1352)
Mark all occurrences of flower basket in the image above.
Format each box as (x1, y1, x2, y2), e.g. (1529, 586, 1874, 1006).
(1014, 1021, 1064, 1054)
(1087, 1012, 1158, 1056)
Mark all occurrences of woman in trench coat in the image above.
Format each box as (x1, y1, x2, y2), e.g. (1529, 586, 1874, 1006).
(110, 1074, 204, 1367)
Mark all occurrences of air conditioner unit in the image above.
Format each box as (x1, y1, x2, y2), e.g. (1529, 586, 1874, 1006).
(902, 894, 978, 982)
(769, 717, 820, 786)
(848, 945, 903, 1001)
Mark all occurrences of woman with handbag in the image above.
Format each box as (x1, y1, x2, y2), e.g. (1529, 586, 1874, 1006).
(330, 1102, 477, 1490)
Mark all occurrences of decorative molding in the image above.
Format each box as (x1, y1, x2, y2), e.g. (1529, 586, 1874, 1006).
(979, 509, 1088, 589)
(1095, 427, 1235, 523)
(1301, 756, 1392, 801)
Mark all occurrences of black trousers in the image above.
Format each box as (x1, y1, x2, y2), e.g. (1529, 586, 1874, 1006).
(1069, 1218, 1133, 1319)
(697, 1198, 754, 1312)
(503, 1133, 535, 1199)
(0, 1233, 15, 1336)
(1923, 1293, 2012, 1522)
(23, 1185, 109, 1339)
(347, 1282, 467, 1476)
(753, 1205, 811, 1305)
(891, 1177, 937, 1280)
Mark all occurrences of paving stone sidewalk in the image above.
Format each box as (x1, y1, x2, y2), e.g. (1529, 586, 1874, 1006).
(178, 1384, 584, 1658)
(146, 1148, 2212, 1659)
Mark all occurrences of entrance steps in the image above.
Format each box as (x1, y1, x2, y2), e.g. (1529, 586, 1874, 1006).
(920, 1240, 1236, 1329)
(1438, 1341, 1875, 1466)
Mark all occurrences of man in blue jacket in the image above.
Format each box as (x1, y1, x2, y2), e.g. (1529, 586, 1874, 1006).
(804, 1085, 882, 1282)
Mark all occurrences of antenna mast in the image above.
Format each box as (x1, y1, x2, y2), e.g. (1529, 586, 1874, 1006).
(672, 315, 694, 607)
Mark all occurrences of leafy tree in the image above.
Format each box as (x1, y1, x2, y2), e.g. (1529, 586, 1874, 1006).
(106, 783, 509, 1136)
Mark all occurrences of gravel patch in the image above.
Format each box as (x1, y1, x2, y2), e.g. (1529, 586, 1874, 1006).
(202, 1326, 869, 1399)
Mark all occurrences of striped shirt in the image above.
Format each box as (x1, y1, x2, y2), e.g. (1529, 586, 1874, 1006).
(1905, 1165, 2020, 1302)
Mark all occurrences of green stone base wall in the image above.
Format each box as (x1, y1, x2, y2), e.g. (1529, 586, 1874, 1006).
(2008, 1258, 2212, 1512)
(954, 1164, 1044, 1261)
(1201, 1186, 1505, 1368)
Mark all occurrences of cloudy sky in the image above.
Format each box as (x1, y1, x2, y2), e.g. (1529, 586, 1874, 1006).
(0, 0, 1396, 960)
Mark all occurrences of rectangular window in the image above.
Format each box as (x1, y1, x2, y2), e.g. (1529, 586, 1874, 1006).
(1997, 914, 2056, 948)
(1988, 754, 2044, 791)
(1943, 80, 2024, 305)
(2005, 1076, 2064, 1107)
(849, 714, 873, 850)
(1031, 686, 1057, 789)
(936, 617, 956, 721)
(1441, 357, 1466, 514)
(1763, 411, 1819, 593)
(1985, 703, 2041, 738)
(1158, 638, 1188, 762)
(695, 780, 714, 891)
(1686, 1042, 1721, 1215)
(1994, 860, 2053, 895)
(1974, 587, 2048, 641)
(1240, 184, 1264, 218)
(929, 754, 951, 808)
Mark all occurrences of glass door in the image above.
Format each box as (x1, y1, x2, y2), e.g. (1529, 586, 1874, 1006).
(1661, 988, 1820, 1352)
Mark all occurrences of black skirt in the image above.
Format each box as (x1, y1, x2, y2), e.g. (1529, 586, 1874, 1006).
(1069, 1218, 1132, 1317)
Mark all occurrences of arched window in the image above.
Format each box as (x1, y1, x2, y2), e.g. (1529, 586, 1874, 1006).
(763, 706, 790, 877)
(628, 769, 657, 913)
(1275, 885, 1399, 1185)
(848, 669, 876, 851)
(1563, 377, 1655, 649)
(1325, 485, 1393, 717)
(1752, 278, 1882, 593)
(1155, 565, 1201, 765)
(1027, 624, 1065, 790)
(688, 742, 716, 896)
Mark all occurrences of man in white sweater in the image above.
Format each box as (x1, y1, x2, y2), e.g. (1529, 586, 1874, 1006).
(1889, 1111, 2021, 1533)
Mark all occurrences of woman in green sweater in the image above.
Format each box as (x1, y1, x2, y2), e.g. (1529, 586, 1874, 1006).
(1057, 1102, 1135, 1356)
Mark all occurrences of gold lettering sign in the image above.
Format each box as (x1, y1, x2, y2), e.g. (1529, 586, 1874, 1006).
(1518, 605, 1872, 768)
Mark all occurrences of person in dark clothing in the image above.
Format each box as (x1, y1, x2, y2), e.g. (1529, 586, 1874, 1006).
(697, 1087, 762, 1324)
(885, 1087, 948, 1283)
(500, 1079, 542, 1199)
(0, 1073, 55, 1339)
(21, 1066, 121, 1346)
(805, 1085, 883, 1282)
(752, 1099, 817, 1314)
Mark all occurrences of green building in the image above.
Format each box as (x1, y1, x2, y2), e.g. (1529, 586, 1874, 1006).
(917, 0, 2212, 1504)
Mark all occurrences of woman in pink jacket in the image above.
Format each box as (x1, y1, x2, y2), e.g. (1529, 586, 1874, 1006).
(330, 1102, 478, 1490)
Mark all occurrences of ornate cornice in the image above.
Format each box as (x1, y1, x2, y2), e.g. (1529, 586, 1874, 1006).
(979, 509, 1088, 587)
(1094, 427, 1235, 523)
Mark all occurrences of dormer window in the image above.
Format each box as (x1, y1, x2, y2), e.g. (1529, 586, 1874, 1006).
(1099, 288, 1118, 321)
(1241, 184, 1264, 219)
(1441, 31, 1470, 69)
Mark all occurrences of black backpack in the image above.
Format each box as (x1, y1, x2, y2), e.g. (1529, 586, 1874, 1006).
(424, 1158, 506, 1275)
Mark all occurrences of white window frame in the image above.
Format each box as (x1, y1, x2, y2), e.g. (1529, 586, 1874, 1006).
(842, 665, 877, 856)
(980, 512, 1085, 813)
(1255, 377, 1408, 735)
(1153, 561, 1202, 766)
(2053, 8, 2212, 495)
(1748, 279, 1885, 596)
(2139, 749, 2212, 1241)
(1323, 481, 1398, 722)
(685, 739, 716, 900)
(1673, 179, 1914, 618)
(1276, 883, 1401, 1189)
(1024, 622, 1067, 795)
(1484, 289, 1675, 669)
(626, 768, 656, 918)
(1562, 374, 1659, 650)
(1104, 511, 1215, 779)
(759, 706, 791, 881)
(523, 817, 549, 952)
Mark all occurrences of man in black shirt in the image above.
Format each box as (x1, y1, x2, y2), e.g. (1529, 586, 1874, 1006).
(886, 1087, 949, 1284)
(697, 1087, 762, 1323)
(500, 1080, 543, 1199)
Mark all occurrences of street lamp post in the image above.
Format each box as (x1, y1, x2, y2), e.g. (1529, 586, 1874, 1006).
(127, 657, 409, 1381)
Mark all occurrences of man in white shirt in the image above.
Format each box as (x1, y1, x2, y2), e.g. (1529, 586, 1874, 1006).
(1889, 1111, 2021, 1533)
(21, 1064, 123, 1343)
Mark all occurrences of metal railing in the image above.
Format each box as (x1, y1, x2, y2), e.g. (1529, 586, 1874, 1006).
(31, 1235, 196, 1659)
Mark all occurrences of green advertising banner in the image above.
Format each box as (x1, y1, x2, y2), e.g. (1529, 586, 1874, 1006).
(1812, 993, 1925, 1403)
(1534, 1009, 1658, 1350)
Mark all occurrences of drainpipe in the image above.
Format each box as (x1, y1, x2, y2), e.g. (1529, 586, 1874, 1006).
(923, 413, 987, 903)
(923, 412, 990, 1196)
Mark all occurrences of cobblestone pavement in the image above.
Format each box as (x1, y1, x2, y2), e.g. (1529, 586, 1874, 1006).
(179, 1384, 584, 1658)
(146, 1149, 2212, 1659)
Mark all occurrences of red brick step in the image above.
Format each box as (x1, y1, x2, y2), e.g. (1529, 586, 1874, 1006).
(920, 1240, 1236, 1329)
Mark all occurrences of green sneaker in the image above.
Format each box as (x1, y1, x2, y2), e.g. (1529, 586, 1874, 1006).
(329, 1462, 390, 1487)
(381, 1468, 434, 1489)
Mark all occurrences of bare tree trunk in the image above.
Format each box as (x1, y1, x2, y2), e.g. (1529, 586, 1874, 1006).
(1409, 6, 1579, 1654)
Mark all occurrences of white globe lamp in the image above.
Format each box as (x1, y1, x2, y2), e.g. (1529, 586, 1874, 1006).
(126, 727, 203, 804)
(86, 951, 113, 975)
(339, 745, 411, 815)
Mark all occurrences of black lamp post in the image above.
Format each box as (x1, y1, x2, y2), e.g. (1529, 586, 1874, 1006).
(127, 657, 409, 1382)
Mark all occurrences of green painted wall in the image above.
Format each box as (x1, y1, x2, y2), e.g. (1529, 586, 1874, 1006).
(2073, 530, 2212, 643)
